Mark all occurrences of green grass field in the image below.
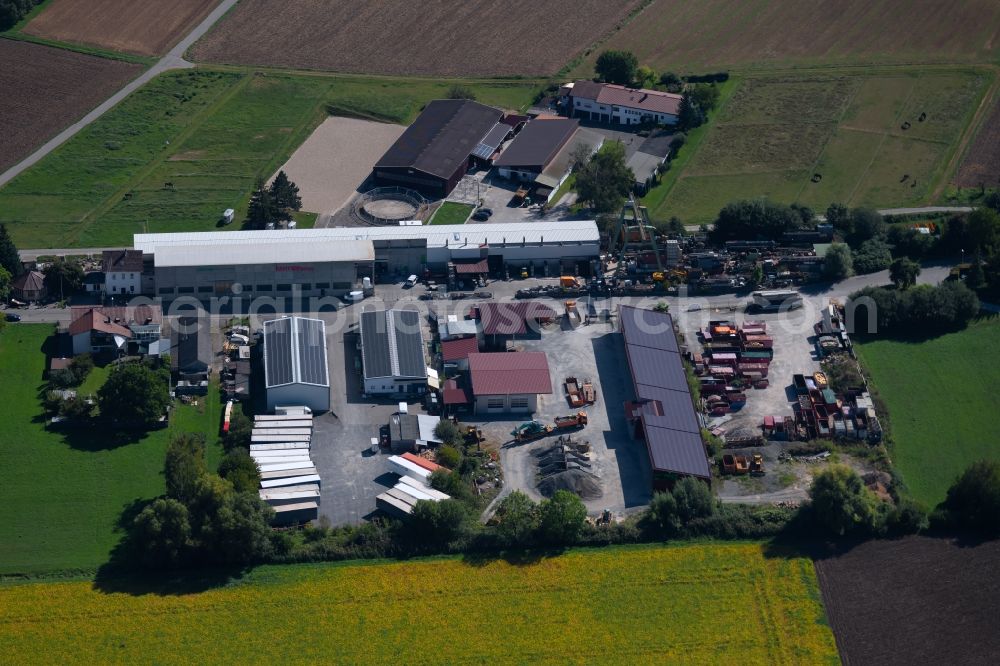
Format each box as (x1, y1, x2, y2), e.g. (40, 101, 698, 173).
(646, 68, 991, 225)
(0, 542, 838, 663)
(429, 201, 473, 225)
(0, 70, 537, 248)
(0, 324, 222, 574)
(856, 317, 1000, 506)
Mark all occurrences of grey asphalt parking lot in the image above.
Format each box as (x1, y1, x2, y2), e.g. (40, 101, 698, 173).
(478, 313, 652, 516)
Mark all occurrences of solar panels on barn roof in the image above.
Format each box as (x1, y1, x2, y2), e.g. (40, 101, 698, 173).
(263, 317, 329, 389)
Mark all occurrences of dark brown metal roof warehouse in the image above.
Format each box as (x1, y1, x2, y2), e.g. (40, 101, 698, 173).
(372, 99, 502, 197)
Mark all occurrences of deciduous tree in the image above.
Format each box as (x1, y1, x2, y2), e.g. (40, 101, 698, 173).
(595, 50, 638, 86)
(537, 490, 587, 544)
(494, 491, 538, 546)
(42, 257, 84, 299)
(808, 465, 880, 536)
(97, 362, 170, 427)
(823, 243, 854, 281)
(165, 433, 207, 504)
(889, 257, 921, 289)
(574, 143, 634, 214)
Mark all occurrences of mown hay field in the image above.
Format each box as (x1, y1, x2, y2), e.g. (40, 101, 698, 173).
(0, 324, 223, 574)
(0, 543, 838, 664)
(646, 68, 991, 224)
(0, 40, 142, 173)
(0, 69, 537, 248)
(582, 0, 1000, 74)
(22, 0, 216, 56)
(190, 0, 641, 77)
(855, 318, 1000, 506)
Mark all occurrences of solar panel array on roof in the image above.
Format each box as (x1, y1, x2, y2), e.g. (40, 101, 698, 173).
(471, 123, 511, 160)
(619, 305, 710, 479)
(264, 317, 329, 389)
(296, 318, 329, 386)
(360, 309, 426, 381)
(392, 309, 425, 379)
(264, 318, 294, 388)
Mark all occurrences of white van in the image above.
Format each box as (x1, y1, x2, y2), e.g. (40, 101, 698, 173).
(405, 275, 418, 288)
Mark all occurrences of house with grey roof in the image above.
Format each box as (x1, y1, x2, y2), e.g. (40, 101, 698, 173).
(359, 309, 427, 395)
(263, 317, 330, 412)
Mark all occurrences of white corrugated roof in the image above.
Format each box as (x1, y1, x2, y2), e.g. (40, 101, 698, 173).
(135, 221, 598, 254)
(152, 239, 373, 267)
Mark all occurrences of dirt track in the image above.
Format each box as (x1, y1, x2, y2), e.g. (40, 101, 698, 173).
(191, 0, 640, 77)
(0, 40, 142, 173)
(271, 116, 405, 215)
(23, 0, 217, 56)
(814, 536, 1000, 665)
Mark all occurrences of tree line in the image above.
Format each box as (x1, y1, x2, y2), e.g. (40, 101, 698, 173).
(0, 0, 42, 31)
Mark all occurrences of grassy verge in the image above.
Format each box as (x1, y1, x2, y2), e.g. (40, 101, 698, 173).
(641, 76, 740, 222)
(0, 69, 539, 248)
(549, 173, 576, 206)
(0, 542, 838, 663)
(854, 316, 1000, 506)
(429, 202, 474, 225)
(0, 324, 222, 574)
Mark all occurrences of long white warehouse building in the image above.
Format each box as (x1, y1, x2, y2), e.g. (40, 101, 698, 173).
(134, 221, 599, 298)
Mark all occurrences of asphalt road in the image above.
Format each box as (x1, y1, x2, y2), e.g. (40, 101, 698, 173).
(0, 0, 239, 189)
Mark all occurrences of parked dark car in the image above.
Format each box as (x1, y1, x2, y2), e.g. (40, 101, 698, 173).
(5, 313, 21, 322)
(477, 207, 493, 216)
(471, 211, 490, 221)
(474, 291, 493, 299)
(449, 292, 469, 300)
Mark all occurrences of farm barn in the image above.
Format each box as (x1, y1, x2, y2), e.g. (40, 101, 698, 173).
(263, 317, 330, 412)
(494, 118, 603, 202)
(372, 99, 503, 197)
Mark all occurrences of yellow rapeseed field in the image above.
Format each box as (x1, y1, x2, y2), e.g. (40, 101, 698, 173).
(0, 543, 838, 664)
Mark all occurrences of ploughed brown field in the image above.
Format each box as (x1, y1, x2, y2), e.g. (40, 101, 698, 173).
(0, 40, 142, 172)
(190, 0, 641, 77)
(584, 0, 1000, 72)
(814, 536, 1000, 666)
(22, 0, 217, 56)
(953, 95, 1000, 188)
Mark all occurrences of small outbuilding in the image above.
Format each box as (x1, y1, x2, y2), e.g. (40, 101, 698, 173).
(11, 270, 46, 302)
(263, 316, 330, 412)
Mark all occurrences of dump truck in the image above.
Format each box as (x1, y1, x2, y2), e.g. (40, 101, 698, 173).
(721, 453, 750, 475)
(564, 376, 584, 407)
(511, 421, 553, 442)
(553, 412, 588, 430)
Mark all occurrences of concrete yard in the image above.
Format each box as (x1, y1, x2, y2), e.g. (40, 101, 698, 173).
(271, 116, 405, 216)
(476, 313, 653, 516)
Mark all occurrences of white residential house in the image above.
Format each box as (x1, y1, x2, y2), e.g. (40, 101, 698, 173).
(102, 249, 144, 296)
(563, 80, 682, 126)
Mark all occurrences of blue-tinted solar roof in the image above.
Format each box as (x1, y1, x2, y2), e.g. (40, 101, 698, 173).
(619, 305, 710, 479)
(471, 123, 511, 160)
(619, 305, 678, 352)
(264, 317, 328, 389)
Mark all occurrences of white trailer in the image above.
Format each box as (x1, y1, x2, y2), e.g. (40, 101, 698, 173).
(387, 455, 432, 483)
(251, 420, 313, 430)
(259, 467, 318, 480)
(261, 474, 322, 489)
(251, 442, 311, 451)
